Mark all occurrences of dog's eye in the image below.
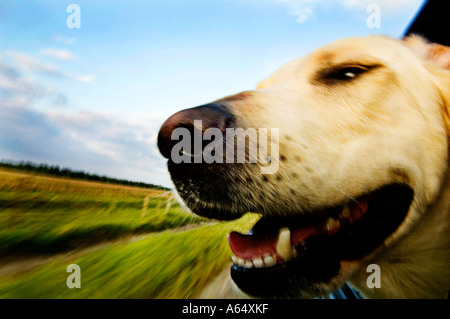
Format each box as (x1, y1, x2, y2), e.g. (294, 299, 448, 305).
(312, 64, 380, 85)
(330, 66, 369, 81)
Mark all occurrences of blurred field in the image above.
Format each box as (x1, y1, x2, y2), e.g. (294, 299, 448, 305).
(0, 168, 257, 298)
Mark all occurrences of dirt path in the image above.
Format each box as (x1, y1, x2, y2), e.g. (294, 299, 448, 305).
(0, 235, 143, 277)
(195, 264, 249, 299)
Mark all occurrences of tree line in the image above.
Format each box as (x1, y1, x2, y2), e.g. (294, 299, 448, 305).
(0, 160, 169, 190)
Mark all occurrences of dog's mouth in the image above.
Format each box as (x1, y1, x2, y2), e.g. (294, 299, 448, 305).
(228, 183, 414, 298)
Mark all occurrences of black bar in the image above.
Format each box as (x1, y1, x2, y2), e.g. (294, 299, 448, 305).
(404, 0, 450, 45)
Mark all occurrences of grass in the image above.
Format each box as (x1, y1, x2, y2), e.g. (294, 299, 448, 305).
(0, 219, 256, 298)
(0, 169, 203, 256)
(0, 168, 258, 298)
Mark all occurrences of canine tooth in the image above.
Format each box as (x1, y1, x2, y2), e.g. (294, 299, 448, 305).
(244, 260, 253, 268)
(276, 227, 295, 262)
(326, 218, 340, 231)
(263, 255, 276, 267)
(341, 204, 351, 218)
(231, 255, 237, 264)
(252, 257, 264, 268)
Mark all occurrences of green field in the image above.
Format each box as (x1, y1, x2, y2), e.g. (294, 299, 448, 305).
(0, 168, 257, 298)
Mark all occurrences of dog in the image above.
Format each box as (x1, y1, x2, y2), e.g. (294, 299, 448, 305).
(157, 35, 450, 299)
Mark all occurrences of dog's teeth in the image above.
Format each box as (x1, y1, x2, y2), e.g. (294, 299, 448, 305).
(276, 227, 295, 262)
(341, 204, 351, 218)
(233, 255, 278, 268)
(252, 257, 264, 268)
(233, 256, 245, 266)
(263, 255, 277, 267)
(326, 218, 340, 231)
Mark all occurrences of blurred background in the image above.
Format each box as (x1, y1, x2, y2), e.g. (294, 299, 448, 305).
(0, 0, 425, 298)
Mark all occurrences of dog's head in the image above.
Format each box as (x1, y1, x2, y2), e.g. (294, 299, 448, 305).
(157, 35, 450, 298)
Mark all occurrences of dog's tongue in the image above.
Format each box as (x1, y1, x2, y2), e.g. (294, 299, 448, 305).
(228, 231, 277, 260)
(228, 223, 320, 260)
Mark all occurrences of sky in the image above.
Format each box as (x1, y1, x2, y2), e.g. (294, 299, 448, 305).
(0, 0, 425, 188)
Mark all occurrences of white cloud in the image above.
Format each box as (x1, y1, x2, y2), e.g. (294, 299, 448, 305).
(44, 110, 170, 184)
(0, 59, 55, 108)
(293, 6, 314, 23)
(8, 51, 65, 78)
(3, 50, 96, 86)
(75, 74, 97, 84)
(52, 35, 75, 45)
(41, 48, 77, 61)
(48, 110, 162, 161)
(278, 0, 318, 24)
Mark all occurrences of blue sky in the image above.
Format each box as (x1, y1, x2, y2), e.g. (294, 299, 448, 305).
(0, 0, 425, 187)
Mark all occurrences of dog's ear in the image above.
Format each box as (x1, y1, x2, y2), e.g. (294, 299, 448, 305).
(403, 35, 450, 68)
(404, 35, 450, 132)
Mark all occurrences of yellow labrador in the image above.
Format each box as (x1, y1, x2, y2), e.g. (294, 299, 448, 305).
(157, 35, 450, 299)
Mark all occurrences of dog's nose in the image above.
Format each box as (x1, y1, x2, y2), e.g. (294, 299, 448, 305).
(157, 103, 234, 159)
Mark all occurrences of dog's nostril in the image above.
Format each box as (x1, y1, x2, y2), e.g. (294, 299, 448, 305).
(157, 103, 234, 159)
